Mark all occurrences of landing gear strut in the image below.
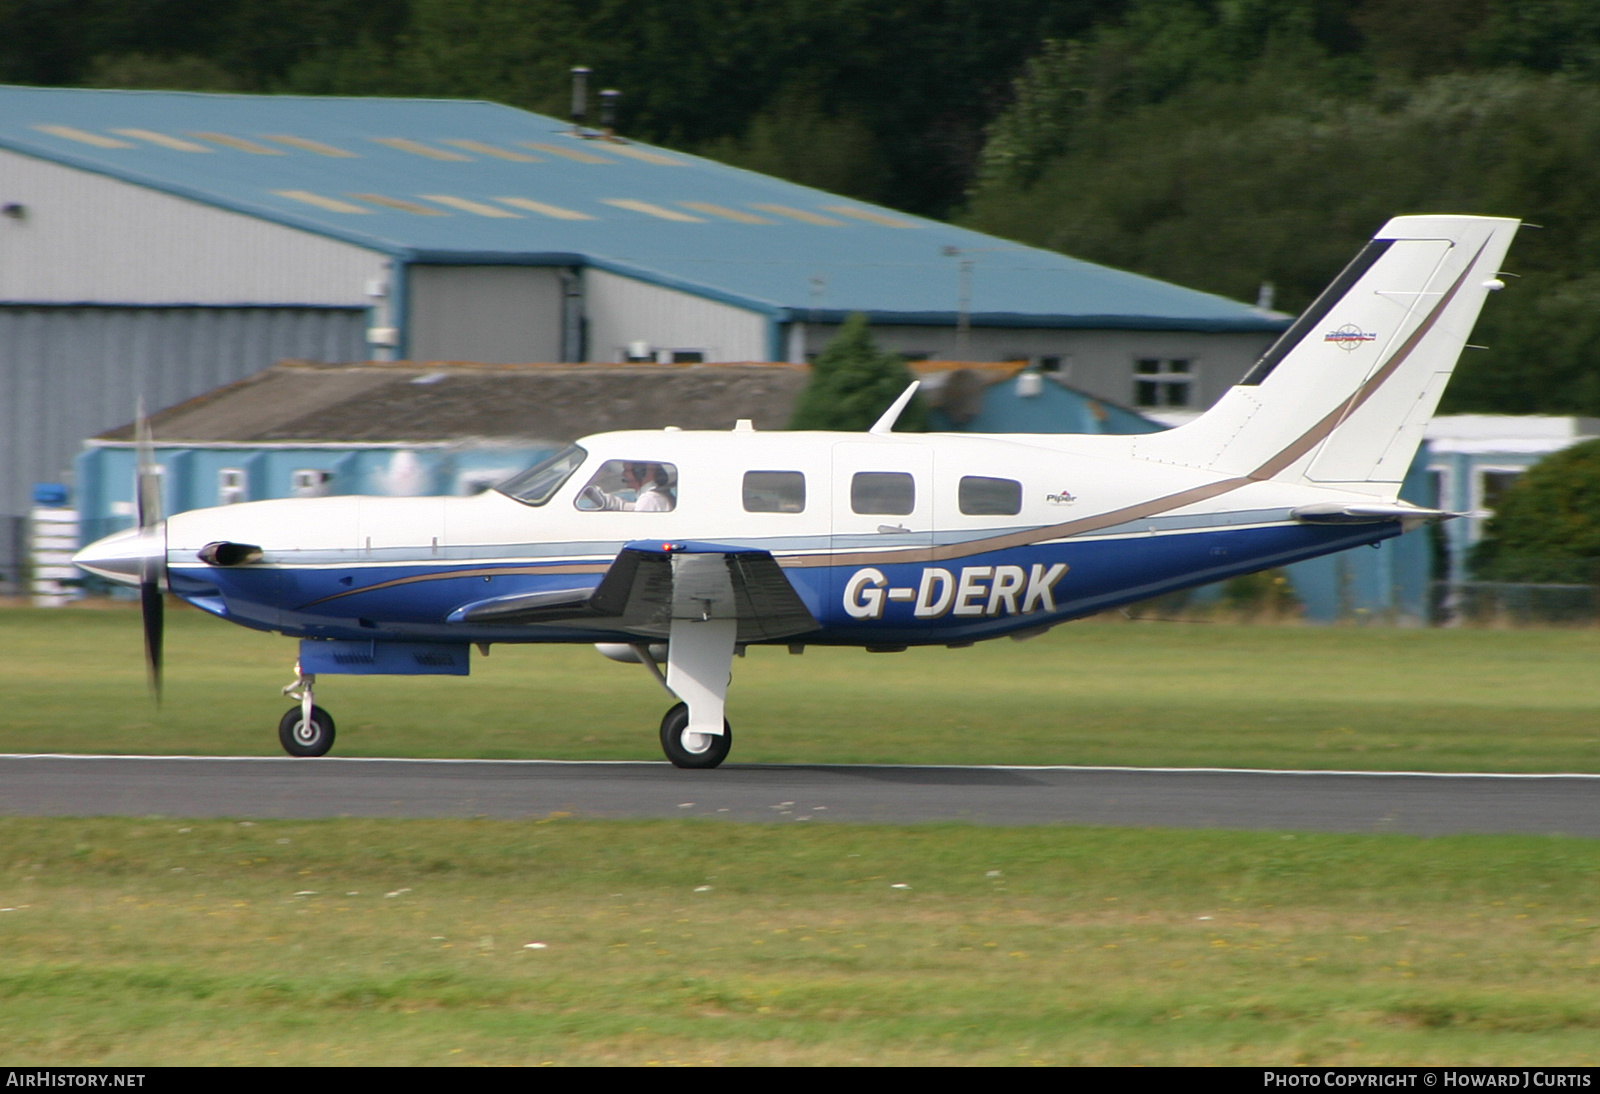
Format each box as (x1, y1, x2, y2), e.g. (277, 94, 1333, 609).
(279, 663, 336, 757)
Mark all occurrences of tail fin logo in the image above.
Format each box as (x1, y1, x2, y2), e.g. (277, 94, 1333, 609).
(1324, 324, 1377, 351)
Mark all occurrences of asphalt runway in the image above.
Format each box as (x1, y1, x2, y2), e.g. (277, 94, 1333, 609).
(1, 754, 1597, 836)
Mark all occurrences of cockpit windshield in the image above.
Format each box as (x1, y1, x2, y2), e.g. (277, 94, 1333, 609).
(495, 445, 587, 506)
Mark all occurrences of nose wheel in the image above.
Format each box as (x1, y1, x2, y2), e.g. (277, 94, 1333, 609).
(279, 663, 335, 757)
(279, 704, 336, 757)
(659, 702, 731, 769)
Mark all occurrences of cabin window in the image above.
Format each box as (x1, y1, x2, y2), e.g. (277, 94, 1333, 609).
(959, 476, 1022, 516)
(851, 472, 914, 516)
(1134, 358, 1192, 408)
(743, 471, 805, 513)
(496, 444, 587, 506)
(576, 460, 678, 512)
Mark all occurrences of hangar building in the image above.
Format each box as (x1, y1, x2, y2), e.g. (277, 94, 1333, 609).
(0, 84, 1286, 588)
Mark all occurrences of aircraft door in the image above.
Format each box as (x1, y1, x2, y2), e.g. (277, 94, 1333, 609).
(829, 442, 935, 624)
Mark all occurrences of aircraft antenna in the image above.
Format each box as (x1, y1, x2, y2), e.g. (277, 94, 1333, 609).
(869, 381, 921, 434)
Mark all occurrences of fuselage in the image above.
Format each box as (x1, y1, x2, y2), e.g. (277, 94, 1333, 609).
(84, 427, 1404, 647)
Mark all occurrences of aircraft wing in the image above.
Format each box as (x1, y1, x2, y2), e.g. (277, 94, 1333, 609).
(450, 541, 820, 643)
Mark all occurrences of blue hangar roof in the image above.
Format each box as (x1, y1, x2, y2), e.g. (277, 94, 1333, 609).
(0, 85, 1285, 333)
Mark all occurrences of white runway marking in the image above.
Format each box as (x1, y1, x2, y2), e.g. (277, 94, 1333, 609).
(3, 753, 1597, 779)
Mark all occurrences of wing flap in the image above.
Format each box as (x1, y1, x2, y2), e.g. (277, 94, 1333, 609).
(450, 541, 819, 642)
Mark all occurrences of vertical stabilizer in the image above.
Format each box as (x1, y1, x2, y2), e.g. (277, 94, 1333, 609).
(1132, 215, 1519, 496)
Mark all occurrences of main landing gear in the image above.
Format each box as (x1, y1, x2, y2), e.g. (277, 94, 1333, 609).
(629, 606, 738, 770)
(279, 663, 336, 757)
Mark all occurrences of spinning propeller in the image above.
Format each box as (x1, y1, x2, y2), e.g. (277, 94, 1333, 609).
(134, 401, 166, 703)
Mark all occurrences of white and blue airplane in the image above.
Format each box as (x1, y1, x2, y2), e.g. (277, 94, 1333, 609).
(75, 214, 1519, 768)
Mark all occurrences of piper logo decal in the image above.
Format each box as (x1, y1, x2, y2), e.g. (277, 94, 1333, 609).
(1324, 323, 1376, 350)
(843, 563, 1068, 620)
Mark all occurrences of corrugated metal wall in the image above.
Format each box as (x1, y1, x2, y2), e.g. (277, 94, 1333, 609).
(0, 149, 385, 305)
(0, 305, 365, 589)
(585, 269, 769, 363)
(407, 266, 565, 363)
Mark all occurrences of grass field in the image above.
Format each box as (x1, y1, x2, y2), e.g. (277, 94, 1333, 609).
(4, 605, 1599, 1064)
(1, 817, 1597, 1065)
(2, 604, 1598, 770)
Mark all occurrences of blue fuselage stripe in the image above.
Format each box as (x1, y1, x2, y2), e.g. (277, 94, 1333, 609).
(168, 520, 1397, 645)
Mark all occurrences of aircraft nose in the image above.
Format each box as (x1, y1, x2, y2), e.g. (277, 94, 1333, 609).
(73, 526, 157, 587)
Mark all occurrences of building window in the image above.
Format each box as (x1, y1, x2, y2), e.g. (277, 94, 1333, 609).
(1134, 358, 1192, 408)
(743, 471, 805, 513)
(218, 468, 246, 505)
(291, 469, 333, 497)
(1478, 469, 1523, 513)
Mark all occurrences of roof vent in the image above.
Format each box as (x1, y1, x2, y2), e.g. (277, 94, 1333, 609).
(599, 89, 621, 138)
(570, 66, 591, 134)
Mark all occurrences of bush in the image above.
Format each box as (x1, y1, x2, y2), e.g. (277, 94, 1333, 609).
(1472, 438, 1600, 582)
(788, 314, 925, 432)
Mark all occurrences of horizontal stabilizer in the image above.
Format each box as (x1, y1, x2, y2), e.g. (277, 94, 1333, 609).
(1291, 503, 1455, 525)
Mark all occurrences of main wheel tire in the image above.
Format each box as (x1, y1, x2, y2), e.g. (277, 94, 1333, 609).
(278, 705, 336, 757)
(659, 702, 732, 769)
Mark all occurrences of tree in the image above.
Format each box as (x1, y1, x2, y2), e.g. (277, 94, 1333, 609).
(788, 314, 926, 432)
(1472, 439, 1600, 582)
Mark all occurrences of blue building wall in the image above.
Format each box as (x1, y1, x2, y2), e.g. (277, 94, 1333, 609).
(75, 442, 553, 548)
(925, 370, 1165, 436)
(1277, 448, 1435, 623)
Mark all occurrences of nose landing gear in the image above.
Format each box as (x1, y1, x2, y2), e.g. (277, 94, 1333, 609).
(279, 664, 335, 757)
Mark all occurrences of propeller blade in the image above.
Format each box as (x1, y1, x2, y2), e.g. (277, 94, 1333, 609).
(135, 397, 162, 531)
(140, 543, 164, 704)
(133, 397, 166, 703)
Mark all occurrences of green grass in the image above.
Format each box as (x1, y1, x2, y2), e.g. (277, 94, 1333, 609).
(5, 607, 1600, 1064)
(1, 817, 1597, 1065)
(2, 604, 1599, 769)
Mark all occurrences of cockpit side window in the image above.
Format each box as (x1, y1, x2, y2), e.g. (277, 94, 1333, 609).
(496, 445, 587, 506)
(576, 460, 678, 512)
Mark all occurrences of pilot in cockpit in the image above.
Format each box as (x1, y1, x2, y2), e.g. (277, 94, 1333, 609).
(578, 460, 676, 512)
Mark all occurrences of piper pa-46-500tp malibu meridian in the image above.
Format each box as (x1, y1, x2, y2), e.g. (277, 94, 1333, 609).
(76, 214, 1519, 768)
